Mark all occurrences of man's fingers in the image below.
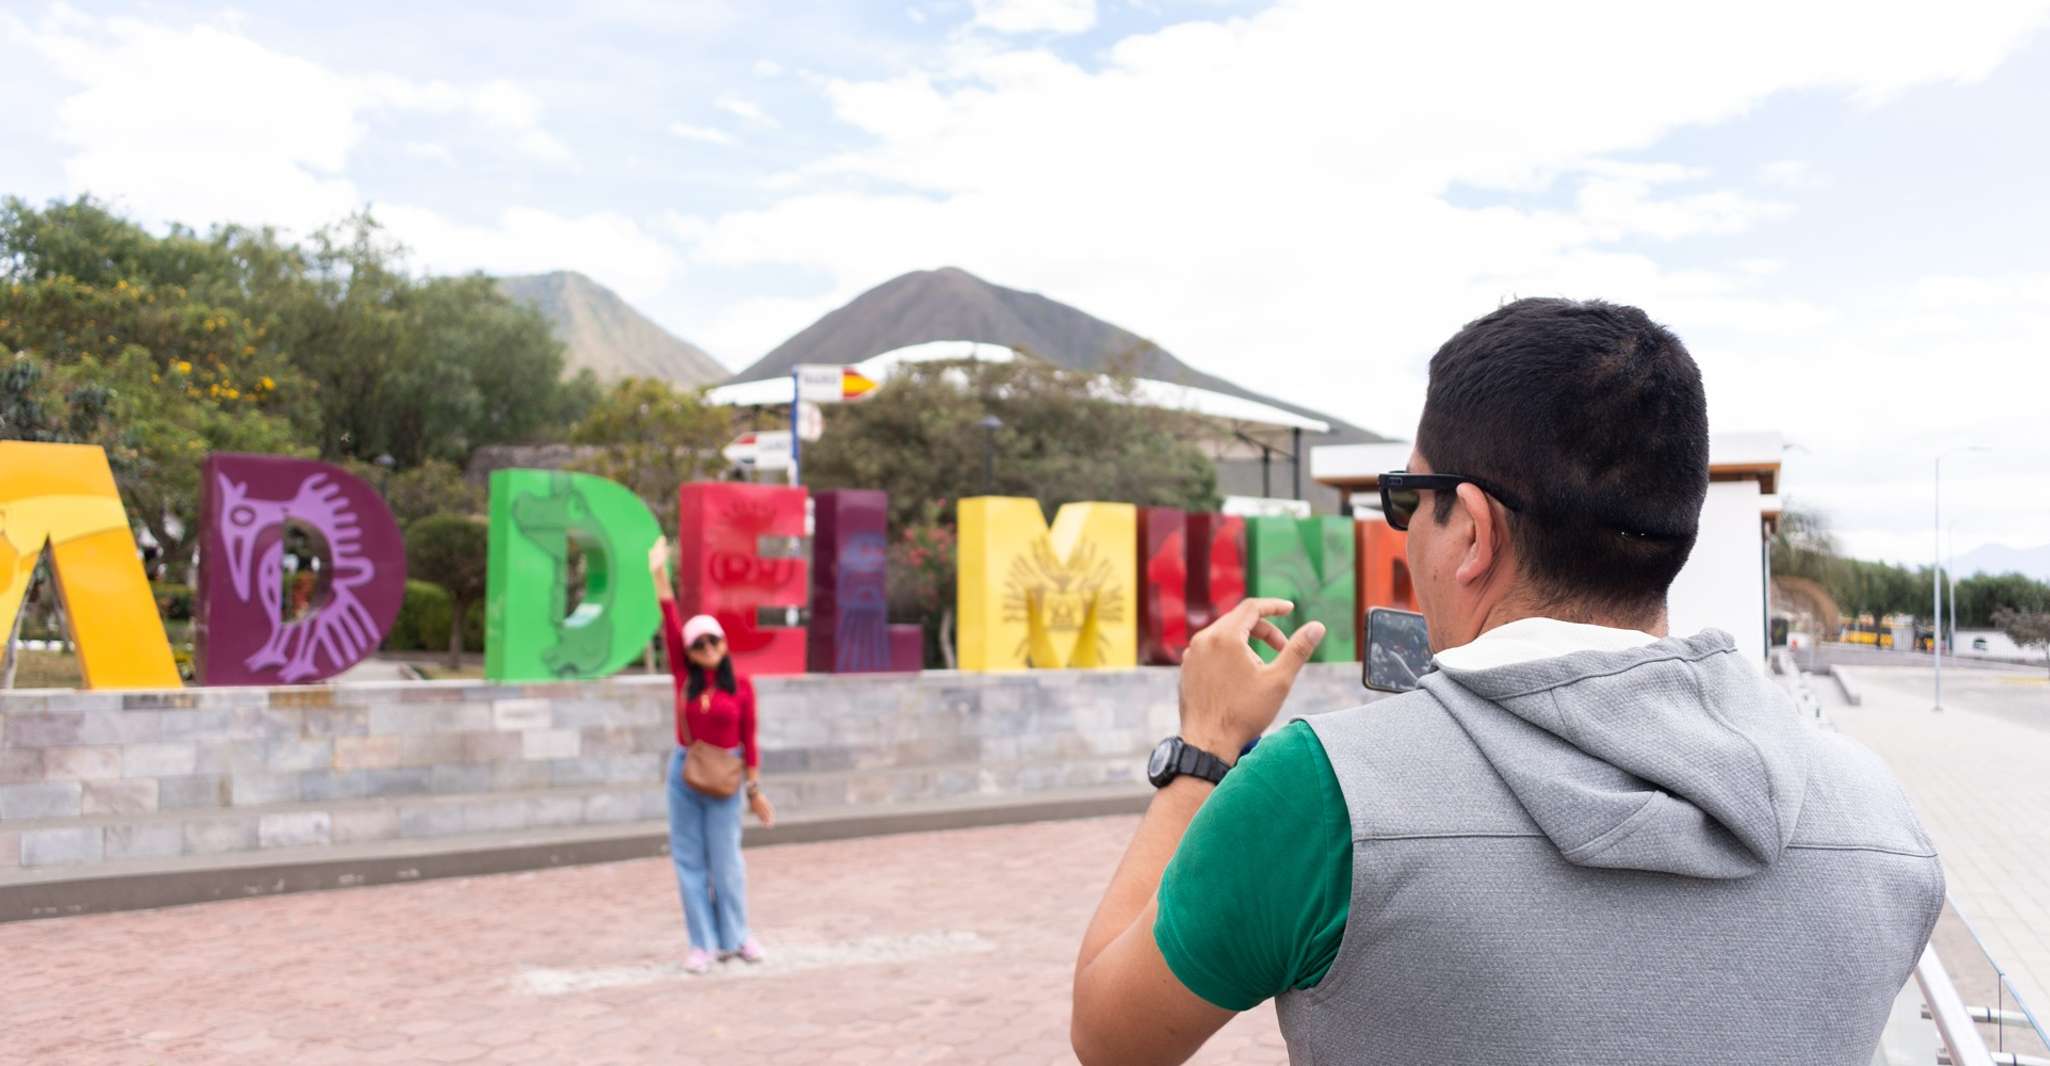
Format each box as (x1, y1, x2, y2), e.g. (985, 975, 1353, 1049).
(1249, 620, 1288, 653)
(1215, 597, 1295, 640)
(1265, 621, 1326, 683)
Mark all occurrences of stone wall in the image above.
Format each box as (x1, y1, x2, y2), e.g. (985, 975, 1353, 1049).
(0, 664, 1379, 873)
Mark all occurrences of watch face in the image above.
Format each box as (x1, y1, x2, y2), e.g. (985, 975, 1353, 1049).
(1147, 738, 1177, 781)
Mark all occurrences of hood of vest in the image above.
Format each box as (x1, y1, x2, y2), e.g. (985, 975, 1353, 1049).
(1421, 629, 1809, 880)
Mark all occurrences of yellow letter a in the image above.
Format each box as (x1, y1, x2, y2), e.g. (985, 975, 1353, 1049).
(0, 443, 181, 689)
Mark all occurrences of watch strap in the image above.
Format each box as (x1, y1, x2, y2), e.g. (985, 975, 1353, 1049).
(1173, 741, 1231, 785)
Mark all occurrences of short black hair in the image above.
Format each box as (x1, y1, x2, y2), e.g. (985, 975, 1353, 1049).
(1415, 297, 1709, 615)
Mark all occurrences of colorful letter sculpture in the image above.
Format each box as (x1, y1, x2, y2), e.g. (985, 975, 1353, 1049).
(1137, 507, 1189, 665)
(957, 496, 1136, 671)
(1354, 518, 1417, 650)
(1247, 515, 1357, 663)
(196, 454, 408, 685)
(1186, 513, 1246, 634)
(810, 489, 893, 672)
(0, 442, 181, 689)
(677, 482, 808, 676)
(485, 470, 662, 682)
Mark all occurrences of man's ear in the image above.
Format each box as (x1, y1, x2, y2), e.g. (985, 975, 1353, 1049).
(1452, 482, 1498, 587)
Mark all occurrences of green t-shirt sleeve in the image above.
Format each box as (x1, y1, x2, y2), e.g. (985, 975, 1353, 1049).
(1152, 719, 1353, 1012)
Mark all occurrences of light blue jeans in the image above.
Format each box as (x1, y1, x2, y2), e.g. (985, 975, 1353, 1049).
(665, 746, 751, 952)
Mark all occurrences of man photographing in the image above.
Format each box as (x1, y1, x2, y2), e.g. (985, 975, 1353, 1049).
(1072, 298, 1942, 1064)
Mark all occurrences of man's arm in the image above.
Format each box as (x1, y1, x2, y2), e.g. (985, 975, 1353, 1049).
(1071, 598, 1325, 1066)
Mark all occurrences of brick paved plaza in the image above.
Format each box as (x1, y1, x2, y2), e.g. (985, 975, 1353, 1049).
(0, 814, 1286, 1065)
(1, 661, 2044, 1064)
(1830, 663, 2050, 1016)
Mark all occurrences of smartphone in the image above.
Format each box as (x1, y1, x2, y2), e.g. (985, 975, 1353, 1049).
(1363, 607, 1433, 693)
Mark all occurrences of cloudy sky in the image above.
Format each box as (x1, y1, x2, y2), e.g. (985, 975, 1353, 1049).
(3, 0, 2047, 565)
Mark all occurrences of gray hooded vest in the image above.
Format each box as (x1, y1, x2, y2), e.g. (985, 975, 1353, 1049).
(1275, 630, 1943, 1065)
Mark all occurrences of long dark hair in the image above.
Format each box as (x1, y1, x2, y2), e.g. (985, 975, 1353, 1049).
(685, 655, 737, 700)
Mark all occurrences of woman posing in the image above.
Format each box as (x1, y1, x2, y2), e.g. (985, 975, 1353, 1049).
(648, 537, 775, 974)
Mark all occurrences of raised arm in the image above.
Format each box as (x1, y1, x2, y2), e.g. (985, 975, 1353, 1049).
(649, 537, 686, 689)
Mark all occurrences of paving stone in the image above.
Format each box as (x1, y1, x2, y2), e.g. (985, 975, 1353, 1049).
(0, 815, 1288, 1063)
(522, 729, 581, 760)
(0, 781, 83, 819)
(398, 804, 466, 839)
(394, 734, 467, 767)
(334, 735, 404, 770)
(157, 774, 230, 809)
(182, 815, 259, 855)
(269, 738, 335, 773)
(0, 748, 43, 784)
(230, 773, 304, 807)
(492, 699, 552, 732)
(258, 811, 333, 849)
(330, 806, 401, 844)
(38, 746, 119, 781)
(103, 822, 185, 860)
(430, 764, 493, 794)
(192, 739, 273, 775)
(582, 790, 644, 824)
(121, 742, 197, 778)
(524, 793, 585, 828)
(19, 826, 102, 866)
(461, 798, 531, 833)
(81, 779, 159, 815)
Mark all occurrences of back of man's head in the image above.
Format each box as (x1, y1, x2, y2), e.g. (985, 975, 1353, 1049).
(1416, 297, 1710, 618)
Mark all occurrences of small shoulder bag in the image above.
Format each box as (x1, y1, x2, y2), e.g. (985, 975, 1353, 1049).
(680, 690, 745, 799)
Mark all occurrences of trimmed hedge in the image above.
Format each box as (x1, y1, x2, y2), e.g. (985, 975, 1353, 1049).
(383, 580, 484, 653)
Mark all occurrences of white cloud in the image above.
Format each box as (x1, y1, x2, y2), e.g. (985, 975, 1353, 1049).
(679, 0, 2050, 557)
(379, 204, 684, 308)
(19, 9, 576, 230)
(1759, 159, 1827, 189)
(753, 59, 784, 78)
(970, 0, 1099, 34)
(669, 122, 738, 145)
(405, 142, 456, 165)
(716, 94, 780, 128)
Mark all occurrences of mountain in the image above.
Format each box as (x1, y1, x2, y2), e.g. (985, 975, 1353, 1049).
(496, 271, 727, 388)
(1955, 542, 2050, 583)
(726, 266, 1381, 512)
(728, 266, 1375, 438)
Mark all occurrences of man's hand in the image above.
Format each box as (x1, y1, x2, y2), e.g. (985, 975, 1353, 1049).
(1178, 598, 1326, 761)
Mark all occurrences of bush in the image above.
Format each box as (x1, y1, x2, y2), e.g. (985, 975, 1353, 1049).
(383, 580, 484, 653)
(151, 582, 194, 622)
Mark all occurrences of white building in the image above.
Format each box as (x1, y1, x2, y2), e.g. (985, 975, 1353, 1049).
(1310, 432, 1785, 664)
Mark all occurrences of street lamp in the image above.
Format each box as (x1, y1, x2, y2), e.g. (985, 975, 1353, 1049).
(374, 453, 396, 497)
(975, 415, 1003, 496)
(1933, 444, 1989, 711)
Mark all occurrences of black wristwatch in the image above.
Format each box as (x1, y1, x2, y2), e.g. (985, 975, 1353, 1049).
(1147, 737, 1232, 788)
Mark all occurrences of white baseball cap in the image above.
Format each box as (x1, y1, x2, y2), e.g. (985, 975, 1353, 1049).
(682, 614, 726, 646)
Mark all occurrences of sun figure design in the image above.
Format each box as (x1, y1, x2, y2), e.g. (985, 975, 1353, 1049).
(1001, 538, 1126, 665)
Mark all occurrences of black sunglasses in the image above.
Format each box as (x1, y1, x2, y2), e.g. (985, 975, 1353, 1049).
(688, 635, 723, 652)
(1377, 471, 1526, 531)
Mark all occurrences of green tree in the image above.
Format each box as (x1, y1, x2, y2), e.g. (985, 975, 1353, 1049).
(801, 358, 1220, 532)
(3, 197, 584, 468)
(405, 515, 490, 669)
(1992, 606, 2050, 676)
(340, 457, 485, 529)
(568, 377, 730, 535)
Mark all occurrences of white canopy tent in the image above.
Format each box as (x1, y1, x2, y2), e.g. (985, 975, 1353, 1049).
(705, 341, 1330, 435)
